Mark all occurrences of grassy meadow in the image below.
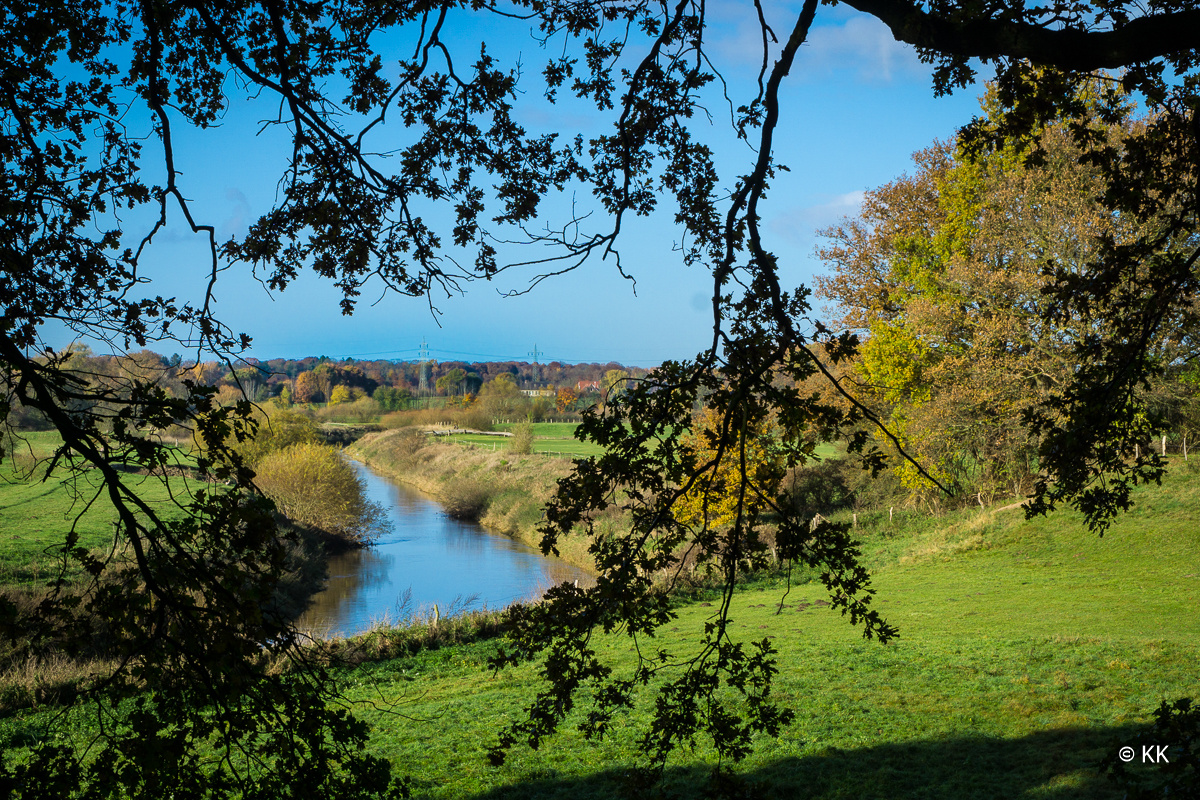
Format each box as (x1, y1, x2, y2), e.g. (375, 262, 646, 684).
(440, 431, 605, 457)
(316, 466, 1196, 798)
(0, 431, 207, 586)
(437, 422, 842, 460)
(1, 428, 1196, 798)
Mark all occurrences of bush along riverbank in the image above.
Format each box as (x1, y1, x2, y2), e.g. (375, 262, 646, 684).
(348, 429, 604, 572)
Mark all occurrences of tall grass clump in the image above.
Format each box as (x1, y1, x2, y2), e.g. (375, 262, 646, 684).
(255, 443, 388, 547)
(510, 420, 534, 454)
(440, 479, 491, 520)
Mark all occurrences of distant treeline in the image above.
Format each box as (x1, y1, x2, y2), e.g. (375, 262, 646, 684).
(6, 347, 651, 430)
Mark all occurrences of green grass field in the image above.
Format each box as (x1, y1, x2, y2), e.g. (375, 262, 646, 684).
(441, 421, 607, 457)
(319, 466, 1197, 798)
(492, 422, 582, 438)
(2, 441, 1196, 798)
(0, 432, 206, 585)
(450, 423, 842, 461)
(442, 432, 605, 457)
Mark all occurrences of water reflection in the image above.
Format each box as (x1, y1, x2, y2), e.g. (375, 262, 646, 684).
(297, 459, 593, 639)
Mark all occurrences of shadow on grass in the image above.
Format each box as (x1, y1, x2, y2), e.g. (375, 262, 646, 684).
(457, 724, 1148, 800)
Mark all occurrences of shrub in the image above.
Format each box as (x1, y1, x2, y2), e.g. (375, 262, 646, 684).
(783, 459, 855, 517)
(236, 407, 323, 467)
(313, 396, 381, 424)
(379, 406, 494, 431)
(440, 479, 491, 521)
(379, 411, 416, 429)
(254, 443, 387, 545)
(459, 406, 493, 432)
(510, 421, 535, 455)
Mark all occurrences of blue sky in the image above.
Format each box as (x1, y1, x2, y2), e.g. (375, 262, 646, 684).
(68, 3, 988, 368)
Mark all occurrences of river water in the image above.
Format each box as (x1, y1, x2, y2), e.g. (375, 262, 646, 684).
(296, 459, 592, 639)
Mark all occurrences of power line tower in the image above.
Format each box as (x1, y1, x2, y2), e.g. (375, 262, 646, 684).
(528, 344, 542, 384)
(418, 337, 430, 397)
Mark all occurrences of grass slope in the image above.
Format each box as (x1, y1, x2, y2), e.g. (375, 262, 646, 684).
(339, 464, 1198, 798)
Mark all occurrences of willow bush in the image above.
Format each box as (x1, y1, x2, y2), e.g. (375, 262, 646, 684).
(254, 443, 386, 546)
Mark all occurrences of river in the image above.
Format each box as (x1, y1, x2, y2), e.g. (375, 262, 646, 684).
(296, 459, 593, 639)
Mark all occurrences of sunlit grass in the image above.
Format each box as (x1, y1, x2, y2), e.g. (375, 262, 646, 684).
(2, 438, 1197, 798)
(337, 462, 1199, 798)
(0, 433, 208, 585)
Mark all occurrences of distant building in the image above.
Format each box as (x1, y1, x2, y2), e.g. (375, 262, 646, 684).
(521, 388, 556, 398)
(575, 380, 601, 393)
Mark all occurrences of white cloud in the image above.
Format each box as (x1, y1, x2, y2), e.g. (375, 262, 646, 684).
(769, 189, 865, 245)
(801, 15, 924, 83)
(708, 6, 924, 85)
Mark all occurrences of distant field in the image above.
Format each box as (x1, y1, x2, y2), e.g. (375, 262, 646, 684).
(448, 425, 845, 461)
(441, 433, 604, 457)
(813, 441, 841, 460)
(492, 422, 581, 438)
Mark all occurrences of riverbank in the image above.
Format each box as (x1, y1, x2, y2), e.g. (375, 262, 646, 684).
(347, 429, 601, 572)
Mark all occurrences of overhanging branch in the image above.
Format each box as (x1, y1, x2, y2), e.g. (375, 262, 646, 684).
(837, 0, 1200, 69)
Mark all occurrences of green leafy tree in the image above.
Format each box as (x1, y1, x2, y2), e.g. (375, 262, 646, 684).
(2, 0, 1199, 794)
(435, 368, 467, 396)
(373, 385, 410, 412)
(478, 374, 523, 418)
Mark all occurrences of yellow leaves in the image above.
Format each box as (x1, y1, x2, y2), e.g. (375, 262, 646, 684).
(860, 321, 934, 405)
(676, 407, 783, 529)
(255, 442, 382, 543)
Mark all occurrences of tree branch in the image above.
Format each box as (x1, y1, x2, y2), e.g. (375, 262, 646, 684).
(838, 0, 1200, 69)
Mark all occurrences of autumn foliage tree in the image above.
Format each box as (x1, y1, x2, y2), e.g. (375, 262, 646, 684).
(817, 94, 1196, 506)
(555, 386, 578, 413)
(293, 370, 323, 404)
(676, 407, 784, 530)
